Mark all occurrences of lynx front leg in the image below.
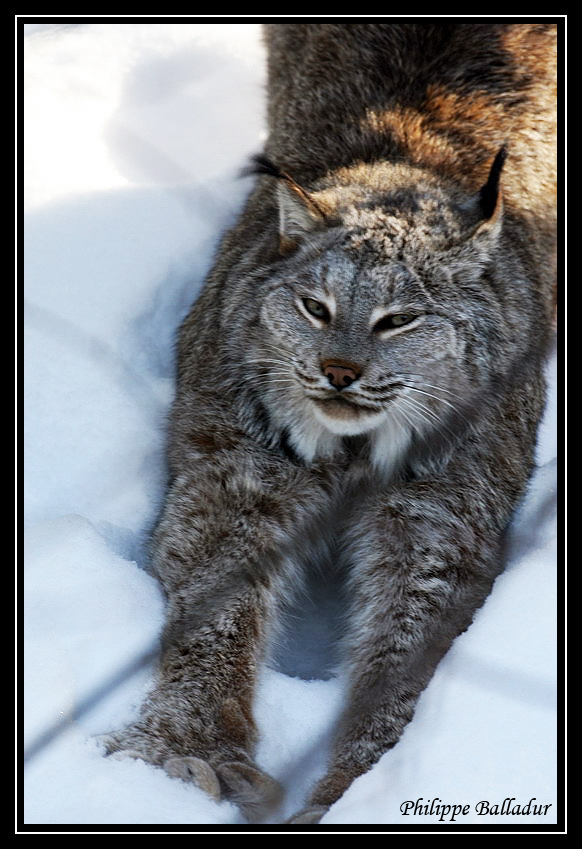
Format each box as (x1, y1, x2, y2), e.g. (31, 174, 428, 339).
(106, 581, 281, 820)
(105, 447, 329, 821)
(293, 478, 508, 822)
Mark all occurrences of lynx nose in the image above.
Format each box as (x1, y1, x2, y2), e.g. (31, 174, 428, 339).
(322, 360, 361, 389)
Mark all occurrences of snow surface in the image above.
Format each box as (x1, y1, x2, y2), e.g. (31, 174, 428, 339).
(22, 22, 559, 830)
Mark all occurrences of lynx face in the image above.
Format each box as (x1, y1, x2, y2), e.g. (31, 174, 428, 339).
(245, 157, 506, 469)
(263, 251, 457, 417)
(256, 249, 466, 471)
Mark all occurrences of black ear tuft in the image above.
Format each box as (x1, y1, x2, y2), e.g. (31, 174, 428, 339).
(479, 146, 508, 220)
(241, 154, 290, 181)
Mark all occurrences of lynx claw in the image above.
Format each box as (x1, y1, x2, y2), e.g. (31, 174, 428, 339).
(214, 760, 283, 822)
(286, 805, 328, 824)
(164, 755, 222, 802)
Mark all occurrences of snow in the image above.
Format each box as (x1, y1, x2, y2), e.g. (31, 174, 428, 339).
(21, 22, 559, 830)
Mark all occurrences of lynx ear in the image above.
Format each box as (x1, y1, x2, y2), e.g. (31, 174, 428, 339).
(245, 155, 327, 254)
(275, 182, 328, 253)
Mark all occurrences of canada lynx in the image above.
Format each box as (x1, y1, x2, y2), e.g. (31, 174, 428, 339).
(105, 23, 557, 823)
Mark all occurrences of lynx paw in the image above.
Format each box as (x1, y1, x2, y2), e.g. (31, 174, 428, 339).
(286, 805, 328, 824)
(214, 760, 283, 822)
(99, 730, 280, 820)
(164, 755, 221, 801)
(165, 757, 282, 820)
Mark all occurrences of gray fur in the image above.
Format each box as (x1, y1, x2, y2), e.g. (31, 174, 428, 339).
(104, 23, 557, 823)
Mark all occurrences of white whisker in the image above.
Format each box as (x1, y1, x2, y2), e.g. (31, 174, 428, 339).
(397, 374, 469, 402)
(403, 385, 460, 415)
(397, 394, 458, 443)
(390, 397, 418, 435)
(245, 357, 295, 368)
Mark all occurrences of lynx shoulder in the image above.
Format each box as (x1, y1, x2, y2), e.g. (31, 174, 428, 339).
(104, 23, 557, 824)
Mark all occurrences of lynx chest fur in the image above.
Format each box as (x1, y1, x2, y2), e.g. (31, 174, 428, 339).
(105, 23, 557, 824)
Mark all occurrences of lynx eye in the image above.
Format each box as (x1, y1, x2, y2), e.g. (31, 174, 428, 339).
(302, 297, 331, 322)
(373, 313, 416, 333)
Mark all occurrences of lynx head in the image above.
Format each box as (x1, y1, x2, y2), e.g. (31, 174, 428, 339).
(245, 150, 507, 472)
